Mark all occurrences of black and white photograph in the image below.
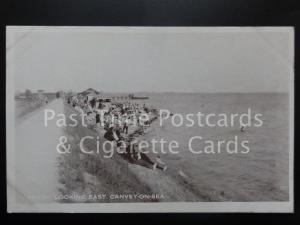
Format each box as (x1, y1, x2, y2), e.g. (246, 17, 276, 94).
(6, 26, 294, 212)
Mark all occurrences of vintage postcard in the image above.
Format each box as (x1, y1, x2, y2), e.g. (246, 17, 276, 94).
(6, 26, 294, 212)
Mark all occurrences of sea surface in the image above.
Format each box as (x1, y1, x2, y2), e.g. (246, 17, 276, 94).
(135, 93, 290, 201)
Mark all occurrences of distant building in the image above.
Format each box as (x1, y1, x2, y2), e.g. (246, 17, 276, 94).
(37, 90, 44, 99)
(79, 88, 100, 96)
(36, 90, 49, 103)
(79, 88, 112, 101)
(77, 88, 133, 104)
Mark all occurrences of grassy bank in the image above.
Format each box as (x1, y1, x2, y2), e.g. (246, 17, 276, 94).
(58, 102, 211, 203)
(58, 103, 155, 203)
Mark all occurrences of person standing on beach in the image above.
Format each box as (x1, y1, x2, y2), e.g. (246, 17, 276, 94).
(123, 115, 129, 134)
(95, 113, 101, 128)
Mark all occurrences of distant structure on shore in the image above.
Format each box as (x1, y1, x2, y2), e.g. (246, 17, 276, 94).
(128, 94, 149, 100)
(75, 88, 149, 102)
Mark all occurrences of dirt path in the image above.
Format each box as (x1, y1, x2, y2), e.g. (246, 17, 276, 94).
(14, 99, 64, 203)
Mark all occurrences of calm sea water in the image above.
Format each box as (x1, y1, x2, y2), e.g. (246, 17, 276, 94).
(137, 93, 290, 201)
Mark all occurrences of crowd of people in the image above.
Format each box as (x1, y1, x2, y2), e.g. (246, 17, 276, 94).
(66, 93, 167, 171)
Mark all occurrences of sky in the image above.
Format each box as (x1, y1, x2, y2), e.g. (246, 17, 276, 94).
(7, 27, 293, 93)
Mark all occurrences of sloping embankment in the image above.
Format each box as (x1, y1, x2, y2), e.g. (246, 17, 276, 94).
(58, 103, 208, 203)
